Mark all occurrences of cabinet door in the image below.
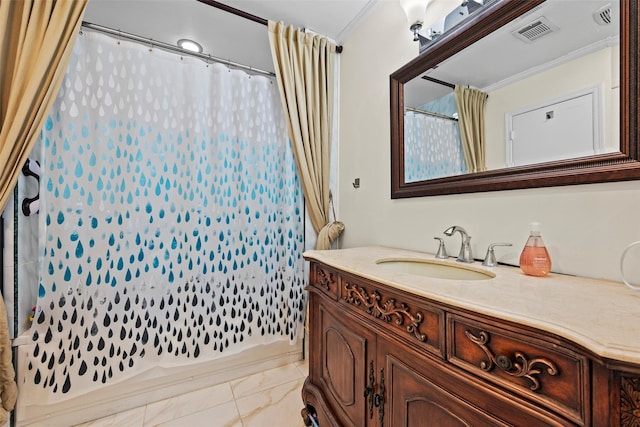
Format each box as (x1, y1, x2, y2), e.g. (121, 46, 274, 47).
(317, 299, 377, 427)
(380, 349, 508, 426)
(378, 337, 569, 427)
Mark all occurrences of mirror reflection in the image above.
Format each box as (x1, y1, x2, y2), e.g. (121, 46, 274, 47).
(403, 0, 619, 183)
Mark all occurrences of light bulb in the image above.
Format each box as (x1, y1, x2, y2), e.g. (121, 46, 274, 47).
(399, 0, 429, 41)
(177, 39, 203, 53)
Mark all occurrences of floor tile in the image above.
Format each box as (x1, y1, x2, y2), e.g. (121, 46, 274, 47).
(230, 363, 304, 399)
(71, 362, 307, 427)
(236, 378, 306, 427)
(153, 401, 242, 427)
(74, 406, 146, 427)
(294, 358, 308, 377)
(144, 382, 234, 426)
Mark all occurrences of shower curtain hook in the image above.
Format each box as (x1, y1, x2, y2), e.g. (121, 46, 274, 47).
(206, 54, 211, 67)
(117, 30, 122, 45)
(149, 39, 154, 52)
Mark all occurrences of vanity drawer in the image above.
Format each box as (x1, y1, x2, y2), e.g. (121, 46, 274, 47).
(309, 264, 339, 300)
(338, 273, 444, 359)
(447, 314, 590, 425)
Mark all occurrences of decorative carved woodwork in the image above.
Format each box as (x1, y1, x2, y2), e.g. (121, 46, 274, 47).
(343, 281, 427, 343)
(621, 376, 640, 427)
(316, 267, 335, 293)
(464, 329, 559, 392)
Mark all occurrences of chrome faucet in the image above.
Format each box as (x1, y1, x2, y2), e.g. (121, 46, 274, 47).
(443, 226, 473, 263)
(482, 243, 512, 267)
(433, 237, 448, 259)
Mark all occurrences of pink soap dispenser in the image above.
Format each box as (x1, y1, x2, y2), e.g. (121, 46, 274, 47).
(519, 222, 551, 277)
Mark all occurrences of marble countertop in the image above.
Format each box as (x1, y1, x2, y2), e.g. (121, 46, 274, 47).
(304, 246, 640, 365)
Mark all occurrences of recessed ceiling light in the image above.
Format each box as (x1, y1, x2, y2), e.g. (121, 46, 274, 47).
(177, 39, 203, 53)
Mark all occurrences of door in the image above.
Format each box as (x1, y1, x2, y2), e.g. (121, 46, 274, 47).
(507, 88, 601, 167)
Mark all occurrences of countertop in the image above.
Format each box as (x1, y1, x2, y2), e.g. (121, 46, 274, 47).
(304, 246, 640, 366)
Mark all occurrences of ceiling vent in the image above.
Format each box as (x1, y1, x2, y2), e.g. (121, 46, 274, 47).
(593, 4, 612, 25)
(512, 16, 558, 43)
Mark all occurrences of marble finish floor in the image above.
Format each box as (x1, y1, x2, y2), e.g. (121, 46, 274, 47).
(74, 360, 309, 427)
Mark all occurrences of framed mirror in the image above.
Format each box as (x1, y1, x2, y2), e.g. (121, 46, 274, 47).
(391, 0, 638, 198)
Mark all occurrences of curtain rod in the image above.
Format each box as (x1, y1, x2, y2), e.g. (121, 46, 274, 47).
(81, 21, 276, 78)
(406, 107, 458, 121)
(421, 76, 455, 89)
(196, 0, 344, 53)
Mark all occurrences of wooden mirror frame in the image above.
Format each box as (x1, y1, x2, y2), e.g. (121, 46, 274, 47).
(391, 0, 638, 198)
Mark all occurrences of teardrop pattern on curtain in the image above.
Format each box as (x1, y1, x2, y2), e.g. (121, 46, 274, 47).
(24, 31, 305, 403)
(404, 112, 466, 182)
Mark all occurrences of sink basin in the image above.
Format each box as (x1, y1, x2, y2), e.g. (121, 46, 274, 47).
(375, 258, 495, 281)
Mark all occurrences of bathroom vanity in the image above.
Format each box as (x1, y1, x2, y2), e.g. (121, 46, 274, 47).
(300, 247, 640, 426)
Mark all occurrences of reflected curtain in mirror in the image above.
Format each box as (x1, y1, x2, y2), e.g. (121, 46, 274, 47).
(404, 110, 466, 181)
(454, 85, 488, 173)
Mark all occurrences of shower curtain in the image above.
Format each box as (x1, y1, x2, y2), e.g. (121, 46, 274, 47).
(22, 30, 305, 405)
(404, 112, 466, 182)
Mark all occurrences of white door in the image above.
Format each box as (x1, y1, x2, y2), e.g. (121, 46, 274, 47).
(507, 88, 601, 167)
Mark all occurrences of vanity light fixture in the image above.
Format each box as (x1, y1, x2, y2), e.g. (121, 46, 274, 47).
(177, 38, 203, 53)
(400, 0, 430, 41)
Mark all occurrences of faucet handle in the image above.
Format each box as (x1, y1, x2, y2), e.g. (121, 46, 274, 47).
(482, 243, 513, 267)
(433, 237, 448, 259)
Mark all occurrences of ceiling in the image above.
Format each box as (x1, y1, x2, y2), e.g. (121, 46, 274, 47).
(404, 0, 620, 108)
(83, 0, 381, 75)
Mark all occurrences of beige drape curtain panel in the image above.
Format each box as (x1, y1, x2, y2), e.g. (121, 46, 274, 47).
(454, 85, 488, 173)
(1, 0, 88, 212)
(0, 0, 87, 421)
(268, 21, 343, 250)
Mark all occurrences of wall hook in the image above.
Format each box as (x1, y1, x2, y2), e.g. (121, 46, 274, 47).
(352, 178, 360, 188)
(21, 158, 40, 216)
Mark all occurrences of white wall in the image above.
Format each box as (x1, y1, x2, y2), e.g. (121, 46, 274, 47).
(337, 0, 640, 282)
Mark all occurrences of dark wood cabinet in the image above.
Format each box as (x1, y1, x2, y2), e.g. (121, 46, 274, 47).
(301, 260, 640, 427)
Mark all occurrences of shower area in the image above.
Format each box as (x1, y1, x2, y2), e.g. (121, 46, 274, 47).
(404, 92, 466, 182)
(3, 27, 308, 426)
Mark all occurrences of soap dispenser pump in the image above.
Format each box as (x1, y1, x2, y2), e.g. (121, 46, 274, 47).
(519, 222, 551, 277)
